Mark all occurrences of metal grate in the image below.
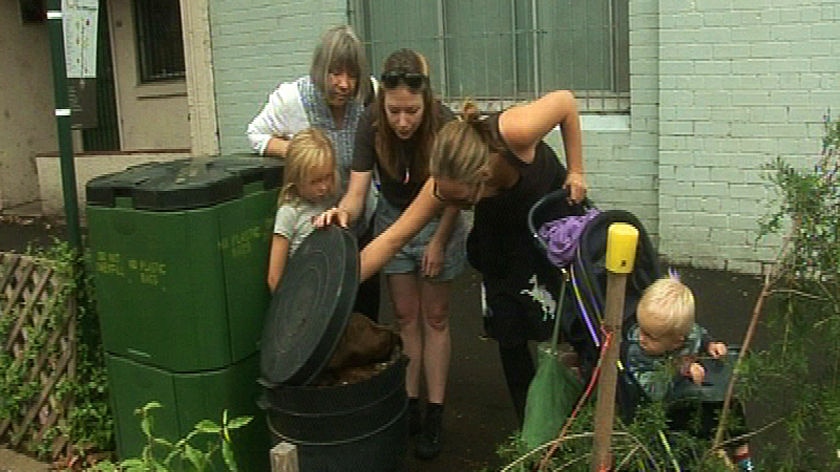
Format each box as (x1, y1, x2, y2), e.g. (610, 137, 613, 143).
(351, 0, 629, 114)
(133, 0, 185, 83)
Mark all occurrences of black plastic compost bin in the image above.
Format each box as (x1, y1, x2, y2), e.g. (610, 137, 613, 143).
(258, 226, 408, 472)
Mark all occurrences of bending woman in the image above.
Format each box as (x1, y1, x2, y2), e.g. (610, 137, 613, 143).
(341, 91, 587, 423)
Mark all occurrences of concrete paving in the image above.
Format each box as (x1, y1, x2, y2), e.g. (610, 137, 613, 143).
(0, 447, 50, 472)
(0, 215, 766, 471)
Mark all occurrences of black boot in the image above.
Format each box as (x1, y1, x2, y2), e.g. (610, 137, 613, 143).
(408, 397, 422, 436)
(415, 402, 443, 460)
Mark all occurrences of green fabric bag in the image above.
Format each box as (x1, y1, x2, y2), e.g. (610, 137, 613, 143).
(521, 277, 584, 450)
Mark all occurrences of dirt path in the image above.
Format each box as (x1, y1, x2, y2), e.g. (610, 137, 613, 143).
(0, 447, 50, 472)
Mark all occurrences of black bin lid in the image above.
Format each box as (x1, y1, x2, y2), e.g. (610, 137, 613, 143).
(85, 156, 283, 211)
(671, 346, 740, 402)
(260, 226, 359, 387)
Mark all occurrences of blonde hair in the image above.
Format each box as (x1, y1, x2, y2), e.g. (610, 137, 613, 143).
(429, 101, 502, 184)
(636, 276, 696, 339)
(279, 128, 337, 205)
(310, 25, 371, 102)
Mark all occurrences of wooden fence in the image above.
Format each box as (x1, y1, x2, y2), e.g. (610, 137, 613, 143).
(0, 252, 76, 461)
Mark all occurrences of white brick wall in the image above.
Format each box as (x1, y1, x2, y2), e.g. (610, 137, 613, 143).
(657, 0, 840, 273)
(619, 0, 660, 241)
(204, 0, 840, 275)
(551, 1, 662, 254)
(210, 0, 347, 155)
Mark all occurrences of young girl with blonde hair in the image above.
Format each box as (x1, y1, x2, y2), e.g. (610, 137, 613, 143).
(267, 127, 339, 292)
(250, 25, 381, 320)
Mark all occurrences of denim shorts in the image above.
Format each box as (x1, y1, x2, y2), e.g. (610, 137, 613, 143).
(374, 196, 467, 281)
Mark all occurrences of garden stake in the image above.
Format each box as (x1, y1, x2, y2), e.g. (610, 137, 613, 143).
(591, 223, 638, 472)
(713, 228, 792, 451)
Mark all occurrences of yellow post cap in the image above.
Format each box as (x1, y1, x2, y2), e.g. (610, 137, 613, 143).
(605, 222, 639, 274)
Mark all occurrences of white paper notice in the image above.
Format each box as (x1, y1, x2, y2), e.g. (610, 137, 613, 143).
(62, 0, 99, 78)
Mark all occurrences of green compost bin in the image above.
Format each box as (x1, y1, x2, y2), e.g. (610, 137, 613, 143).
(86, 157, 282, 372)
(106, 352, 269, 471)
(87, 157, 281, 470)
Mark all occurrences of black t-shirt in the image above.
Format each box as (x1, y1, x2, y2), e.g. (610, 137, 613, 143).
(351, 102, 455, 209)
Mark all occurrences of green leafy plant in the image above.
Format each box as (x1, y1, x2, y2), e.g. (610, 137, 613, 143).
(89, 402, 252, 472)
(496, 401, 733, 471)
(745, 112, 840, 470)
(0, 240, 113, 462)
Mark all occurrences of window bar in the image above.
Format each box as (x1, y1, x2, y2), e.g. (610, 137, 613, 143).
(589, 3, 593, 108)
(483, 3, 491, 106)
(607, 0, 616, 112)
(588, 2, 601, 110)
(531, 0, 540, 99)
(135, 2, 149, 81)
(436, 0, 447, 99)
(588, 2, 592, 110)
(510, 0, 518, 108)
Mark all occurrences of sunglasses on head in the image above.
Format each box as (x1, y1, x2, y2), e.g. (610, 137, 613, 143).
(380, 70, 426, 90)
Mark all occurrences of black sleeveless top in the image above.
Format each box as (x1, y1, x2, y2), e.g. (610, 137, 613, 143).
(467, 113, 571, 342)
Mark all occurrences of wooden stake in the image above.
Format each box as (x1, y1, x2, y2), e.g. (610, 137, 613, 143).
(591, 272, 628, 471)
(591, 223, 638, 472)
(270, 442, 299, 472)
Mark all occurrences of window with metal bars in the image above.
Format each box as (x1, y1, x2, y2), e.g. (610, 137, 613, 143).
(351, 0, 629, 113)
(134, 0, 185, 83)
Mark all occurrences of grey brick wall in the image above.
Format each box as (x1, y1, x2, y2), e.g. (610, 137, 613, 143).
(210, 0, 347, 155)
(545, 0, 661, 252)
(561, 0, 660, 248)
(656, 0, 840, 273)
(205, 0, 840, 274)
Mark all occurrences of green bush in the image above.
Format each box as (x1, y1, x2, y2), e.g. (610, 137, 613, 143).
(0, 241, 113, 461)
(496, 402, 732, 471)
(494, 114, 840, 470)
(750, 113, 840, 469)
(88, 402, 252, 472)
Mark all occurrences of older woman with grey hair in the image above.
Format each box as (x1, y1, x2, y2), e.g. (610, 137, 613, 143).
(247, 25, 381, 320)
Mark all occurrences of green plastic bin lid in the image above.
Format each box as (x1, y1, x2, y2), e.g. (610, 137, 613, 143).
(259, 226, 359, 387)
(85, 156, 283, 210)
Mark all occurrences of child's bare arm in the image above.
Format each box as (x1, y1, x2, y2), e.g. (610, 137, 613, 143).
(267, 235, 290, 292)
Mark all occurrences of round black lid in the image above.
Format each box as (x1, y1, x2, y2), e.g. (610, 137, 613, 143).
(259, 226, 359, 386)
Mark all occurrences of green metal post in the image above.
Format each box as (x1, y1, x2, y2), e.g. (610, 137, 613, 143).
(46, 0, 83, 250)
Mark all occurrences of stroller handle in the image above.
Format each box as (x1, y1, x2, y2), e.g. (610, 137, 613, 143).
(527, 187, 572, 253)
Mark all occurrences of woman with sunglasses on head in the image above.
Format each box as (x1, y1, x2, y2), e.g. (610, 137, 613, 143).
(246, 25, 381, 321)
(315, 48, 467, 460)
(342, 91, 587, 425)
